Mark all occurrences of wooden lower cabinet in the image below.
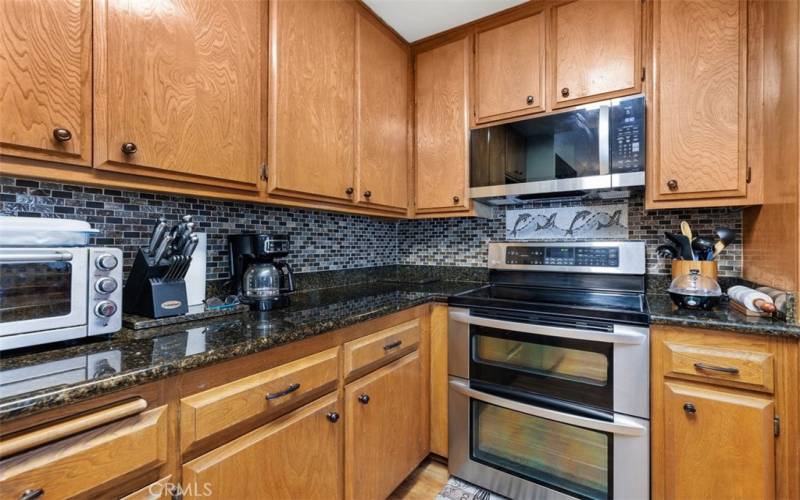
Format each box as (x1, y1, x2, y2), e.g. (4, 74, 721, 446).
(662, 381, 775, 500)
(345, 351, 425, 500)
(651, 325, 799, 500)
(120, 475, 174, 500)
(0, 405, 168, 499)
(182, 393, 342, 500)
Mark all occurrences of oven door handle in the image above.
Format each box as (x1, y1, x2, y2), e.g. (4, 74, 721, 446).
(449, 378, 646, 436)
(449, 310, 646, 345)
(0, 251, 74, 262)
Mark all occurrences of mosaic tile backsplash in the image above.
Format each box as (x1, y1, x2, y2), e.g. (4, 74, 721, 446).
(1, 176, 742, 279)
(0, 176, 397, 279)
(397, 193, 743, 277)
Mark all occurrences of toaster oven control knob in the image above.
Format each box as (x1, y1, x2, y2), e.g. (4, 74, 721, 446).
(95, 300, 118, 318)
(95, 277, 118, 294)
(95, 254, 119, 271)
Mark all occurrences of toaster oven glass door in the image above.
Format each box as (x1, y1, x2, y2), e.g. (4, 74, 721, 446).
(0, 249, 88, 336)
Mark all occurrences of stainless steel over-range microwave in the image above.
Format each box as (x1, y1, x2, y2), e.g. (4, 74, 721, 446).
(469, 95, 645, 201)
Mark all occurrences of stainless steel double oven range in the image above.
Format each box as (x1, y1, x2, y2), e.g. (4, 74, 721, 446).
(448, 241, 649, 500)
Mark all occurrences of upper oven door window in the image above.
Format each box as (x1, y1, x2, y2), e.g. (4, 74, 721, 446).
(0, 249, 87, 336)
(470, 323, 613, 412)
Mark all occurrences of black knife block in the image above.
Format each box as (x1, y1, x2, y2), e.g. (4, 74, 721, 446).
(123, 248, 189, 318)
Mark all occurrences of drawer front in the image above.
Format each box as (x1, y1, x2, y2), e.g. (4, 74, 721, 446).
(663, 341, 774, 392)
(344, 319, 420, 379)
(0, 405, 168, 499)
(180, 347, 339, 450)
(121, 475, 174, 500)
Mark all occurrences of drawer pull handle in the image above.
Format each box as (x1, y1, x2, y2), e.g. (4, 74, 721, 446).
(326, 412, 340, 423)
(383, 340, 402, 351)
(358, 393, 370, 404)
(694, 362, 739, 375)
(19, 490, 44, 500)
(266, 383, 301, 401)
(683, 403, 697, 415)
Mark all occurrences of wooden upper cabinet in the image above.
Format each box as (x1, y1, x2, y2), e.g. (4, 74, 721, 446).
(182, 394, 342, 500)
(269, 0, 356, 203)
(662, 381, 775, 500)
(551, 0, 641, 108)
(345, 351, 425, 500)
(415, 36, 471, 212)
(649, 0, 748, 203)
(475, 11, 546, 123)
(0, 0, 92, 166)
(93, 0, 264, 191)
(356, 13, 409, 212)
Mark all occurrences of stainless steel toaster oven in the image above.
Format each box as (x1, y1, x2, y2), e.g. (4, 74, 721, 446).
(0, 247, 123, 350)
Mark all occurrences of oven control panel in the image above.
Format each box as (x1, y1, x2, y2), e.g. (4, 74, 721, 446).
(491, 241, 645, 275)
(506, 246, 619, 267)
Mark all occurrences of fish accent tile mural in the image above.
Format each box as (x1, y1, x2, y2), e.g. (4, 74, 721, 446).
(506, 204, 628, 240)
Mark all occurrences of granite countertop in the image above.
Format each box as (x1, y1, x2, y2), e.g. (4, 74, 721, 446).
(648, 293, 800, 337)
(3, 278, 798, 424)
(0, 280, 483, 423)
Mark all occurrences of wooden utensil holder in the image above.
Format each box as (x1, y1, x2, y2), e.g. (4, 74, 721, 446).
(671, 260, 718, 281)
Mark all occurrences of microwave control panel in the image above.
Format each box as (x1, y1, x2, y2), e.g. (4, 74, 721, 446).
(505, 246, 620, 268)
(610, 96, 645, 173)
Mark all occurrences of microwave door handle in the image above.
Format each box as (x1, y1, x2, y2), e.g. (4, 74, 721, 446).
(0, 251, 73, 262)
(598, 104, 610, 175)
(448, 310, 646, 345)
(449, 378, 646, 437)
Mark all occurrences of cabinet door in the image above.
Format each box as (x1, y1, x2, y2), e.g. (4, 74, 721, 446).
(415, 36, 470, 212)
(269, 0, 356, 202)
(475, 11, 546, 122)
(663, 381, 774, 500)
(551, 0, 641, 108)
(94, 0, 263, 191)
(650, 0, 747, 201)
(0, 0, 92, 165)
(345, 351, 424, 500)
(356, 13, 409, 212)
(182, 394, 342, 500)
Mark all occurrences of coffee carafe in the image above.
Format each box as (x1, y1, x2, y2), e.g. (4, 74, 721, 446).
(228, 234, 295, 311)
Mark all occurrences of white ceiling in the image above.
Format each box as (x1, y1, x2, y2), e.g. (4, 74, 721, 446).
(362, 0, 528, 43)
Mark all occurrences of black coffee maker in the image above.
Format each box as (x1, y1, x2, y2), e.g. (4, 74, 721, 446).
(228, 234, 295, 311)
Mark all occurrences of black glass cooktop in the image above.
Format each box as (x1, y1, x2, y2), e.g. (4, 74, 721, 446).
(449, 284, 649, 326)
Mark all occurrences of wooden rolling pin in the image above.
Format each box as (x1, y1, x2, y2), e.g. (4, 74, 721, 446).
(728, 286, 777, 313)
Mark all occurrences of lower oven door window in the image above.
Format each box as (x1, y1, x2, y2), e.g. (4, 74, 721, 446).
(472, 399, 611, 500)
(471, 325, 613, 411)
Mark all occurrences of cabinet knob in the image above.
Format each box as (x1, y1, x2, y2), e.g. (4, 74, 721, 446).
(667, 179, 679, 191)
(345, 187, 354, 196)
(326, 412, 340, 423)
(526, 95, 534, 105)
(121, 142, 138, 155)
(561, 87, 570, 98)
(363, 190, 372, 199)
(453, 195, 460, 204)
(683, 403, 697, 415)
(358, 393, 370, 404)
(52, 128, 72, 142)
(19, 489, 44, 500)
